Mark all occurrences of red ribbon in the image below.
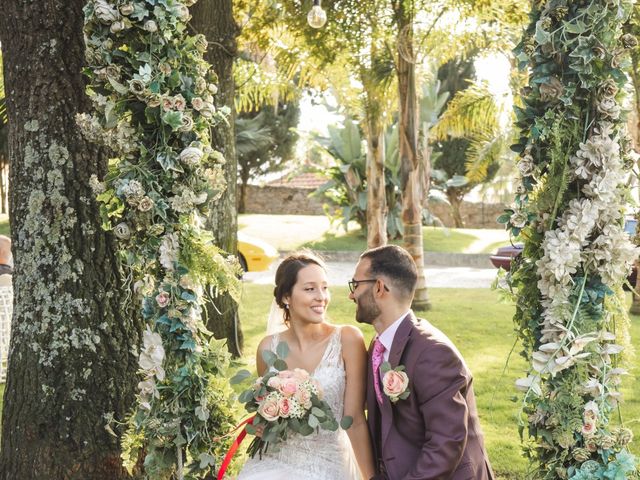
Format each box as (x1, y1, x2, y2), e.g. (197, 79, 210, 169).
(216, 416, 255, 480)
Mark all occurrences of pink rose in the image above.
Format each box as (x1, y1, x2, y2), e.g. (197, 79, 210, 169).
(278, 370, 294, 379)
(586, 440, 598, 452)
(582, 421, 596, 437)
(258, 396, 280, 422)
(155, 292, 170, 308)
(267, 376, 281, 389)
(294, 386, 312, 408)
(292, 368, 310, 381)
(278, 378, 298, 397)
(382, 370, 409, 399)
(278, 397, 292, 418)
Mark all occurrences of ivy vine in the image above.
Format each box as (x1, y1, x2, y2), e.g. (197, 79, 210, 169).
(498, 1, 640, 478)
(81, 0, 241, 478)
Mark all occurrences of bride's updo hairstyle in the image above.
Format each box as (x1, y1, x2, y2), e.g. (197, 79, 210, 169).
(274, 251, 326, 326)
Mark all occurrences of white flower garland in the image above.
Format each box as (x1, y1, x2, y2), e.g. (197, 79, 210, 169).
(81, 0, 240, 477)
(500, 1, 640, 478)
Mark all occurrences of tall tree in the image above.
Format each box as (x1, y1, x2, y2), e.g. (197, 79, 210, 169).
(0, 1, 139, 478)
(191, 0, 243, 356)
(0, 51, 8, 214)
(393, 0, 431, 309)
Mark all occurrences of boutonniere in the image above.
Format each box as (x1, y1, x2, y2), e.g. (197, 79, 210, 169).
(380, 362, 410, 403)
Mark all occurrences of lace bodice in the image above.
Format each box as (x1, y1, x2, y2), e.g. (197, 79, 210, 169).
(271, 327, 346, 423)
(237, 326, 361, 480)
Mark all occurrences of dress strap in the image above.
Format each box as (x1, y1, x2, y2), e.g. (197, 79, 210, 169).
(320, 327, 344, 369)
(270, 333, 280, 352)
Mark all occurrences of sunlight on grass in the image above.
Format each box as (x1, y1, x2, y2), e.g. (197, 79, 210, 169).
(239, 214, 480, 253)
(237, 284, 640, 479)
(305, 226, 478, 253)
(0, 214, 9, 237)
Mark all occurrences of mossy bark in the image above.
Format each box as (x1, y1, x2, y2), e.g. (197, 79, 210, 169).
(190, 0, 243, 357)
(0, 1, 140, 478)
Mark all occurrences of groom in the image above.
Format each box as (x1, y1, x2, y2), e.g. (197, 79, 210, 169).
(349, 245, 494, 480)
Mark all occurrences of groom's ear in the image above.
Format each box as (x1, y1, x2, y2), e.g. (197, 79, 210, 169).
(375, 279, 389, 296)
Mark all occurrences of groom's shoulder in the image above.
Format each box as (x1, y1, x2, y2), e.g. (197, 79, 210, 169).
(409, 317, 460, 355)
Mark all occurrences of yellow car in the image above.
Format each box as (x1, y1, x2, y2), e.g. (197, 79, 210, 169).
(237, 232, 279, 272)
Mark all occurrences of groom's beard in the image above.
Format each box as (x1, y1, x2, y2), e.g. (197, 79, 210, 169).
(355, 288, 381, 325)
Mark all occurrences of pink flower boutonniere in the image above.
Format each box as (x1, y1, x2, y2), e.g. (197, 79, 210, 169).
(380, 362, 410, 403)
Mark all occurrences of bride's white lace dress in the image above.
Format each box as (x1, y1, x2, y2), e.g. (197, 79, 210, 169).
(237, 327, 361, 480)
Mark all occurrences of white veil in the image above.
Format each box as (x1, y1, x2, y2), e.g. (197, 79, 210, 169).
(266, 299, 288, 335)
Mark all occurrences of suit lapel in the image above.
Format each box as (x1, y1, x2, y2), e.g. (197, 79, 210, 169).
(381, 313, 415, 449)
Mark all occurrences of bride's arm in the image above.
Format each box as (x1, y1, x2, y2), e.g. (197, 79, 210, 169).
(341, 326, 376, 480)
(255, 335, 272, 376)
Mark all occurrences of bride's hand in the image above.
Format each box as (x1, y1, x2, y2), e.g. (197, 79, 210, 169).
(254, 424, 265, 438)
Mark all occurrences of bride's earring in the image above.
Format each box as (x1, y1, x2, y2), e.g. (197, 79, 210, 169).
(284, 303, 289, 309)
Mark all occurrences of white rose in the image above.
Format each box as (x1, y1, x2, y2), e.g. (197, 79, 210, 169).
(110, 21, 125, 33)
(180, 147, 204, 166)
(510, 211, 528, 229)
(179, 114, 194, 132)
(119, 3, 134, 15)
(191, 97, 204, 111)
(114, 222, 131, 240)
(143, 20, 158, 32)
(173, 94, 186, 111)
(199, 102, 216, 118)
(94, 0, 120, 23)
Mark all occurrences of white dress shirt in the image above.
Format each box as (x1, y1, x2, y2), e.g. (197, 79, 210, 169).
(377, 310, 411, 362)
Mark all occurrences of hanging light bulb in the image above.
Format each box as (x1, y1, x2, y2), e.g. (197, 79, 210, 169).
(307, 0, 327, 29)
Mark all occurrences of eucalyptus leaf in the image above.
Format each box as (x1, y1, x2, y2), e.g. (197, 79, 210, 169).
(230, 369, 252, 385)
(261, 349, 277, 367)
(340, 416, 353, 429)
(273, 359, 288, 371)
(308, 414, 319, 429)
(276, 341, 289, 359)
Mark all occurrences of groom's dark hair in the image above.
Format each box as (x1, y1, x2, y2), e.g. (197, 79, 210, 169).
(361, 245, 417, 299)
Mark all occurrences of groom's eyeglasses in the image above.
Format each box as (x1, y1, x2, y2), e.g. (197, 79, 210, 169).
(348, 279, 389, 293)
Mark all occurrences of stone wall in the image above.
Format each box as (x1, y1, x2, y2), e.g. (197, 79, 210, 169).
(243, 184, 507, 228)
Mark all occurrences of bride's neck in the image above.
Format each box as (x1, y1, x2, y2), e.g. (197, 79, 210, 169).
(285, 321, 327, 349)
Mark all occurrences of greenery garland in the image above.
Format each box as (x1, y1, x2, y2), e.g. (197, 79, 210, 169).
(81, 0, 241, 478)
(498, 0, 640, 478)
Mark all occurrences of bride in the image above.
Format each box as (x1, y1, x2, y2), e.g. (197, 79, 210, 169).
(237, 251, 375, 480)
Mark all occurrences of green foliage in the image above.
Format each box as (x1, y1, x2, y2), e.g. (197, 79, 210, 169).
(236, 101, 300, 186)
(499, 1, 640, 478)
(82, 1, 242, 477)
(313, 117, 403, 239)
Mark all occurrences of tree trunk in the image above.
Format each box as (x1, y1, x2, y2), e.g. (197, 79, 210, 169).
(238, 169, 250, 214)
(394, 0, 430, 310)
(446, 189, 465, 228)
(0, 1, 140, 478)
(191, 0, 243, 357)
(364, 97, 388, 249)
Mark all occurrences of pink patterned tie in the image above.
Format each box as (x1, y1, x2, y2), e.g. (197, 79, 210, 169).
(372, 338, 386, 404)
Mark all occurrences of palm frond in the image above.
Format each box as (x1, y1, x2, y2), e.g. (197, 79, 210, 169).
(464, 129, 514, 183)
(431, 84, 500, 140)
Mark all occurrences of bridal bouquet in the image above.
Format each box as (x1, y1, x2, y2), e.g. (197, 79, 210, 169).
(231, 342, 348, 458)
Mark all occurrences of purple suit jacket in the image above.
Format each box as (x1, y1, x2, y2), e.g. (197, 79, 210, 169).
(366, 313, 494, 480)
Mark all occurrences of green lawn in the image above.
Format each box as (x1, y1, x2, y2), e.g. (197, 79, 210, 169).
(237, 284, 640, 480)
(239, 213, 504, 253)
(0, 215, 9, 237)
(304, 226, 478, 253)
